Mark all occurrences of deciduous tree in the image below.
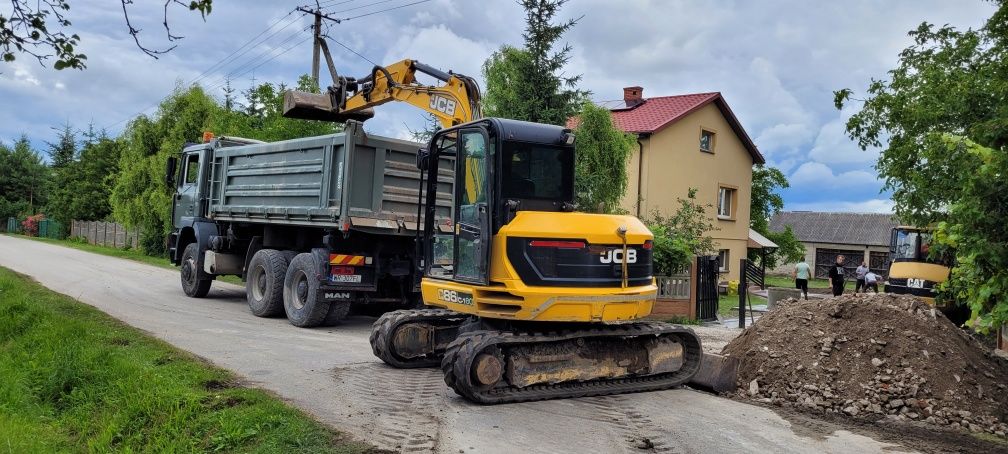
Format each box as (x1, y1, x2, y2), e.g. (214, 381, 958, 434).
(572, 101, 634, 213)
(835, 2, 1008, 329)
(749, 165, 804, 268)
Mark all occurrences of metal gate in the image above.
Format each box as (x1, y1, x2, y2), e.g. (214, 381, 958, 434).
(696, 255, 720, 321)
(814, 248, 861, 278)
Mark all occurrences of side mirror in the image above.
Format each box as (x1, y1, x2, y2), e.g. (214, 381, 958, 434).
(165, 156, 177, 188)
(889, 229, 897, 253)
(416, 148, 430, 170)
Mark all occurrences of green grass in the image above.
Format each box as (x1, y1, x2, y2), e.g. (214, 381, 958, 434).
(0, 266, 372, 453)
(718, 292, 768, 317)
(764, 273, 856, 291)
(665, 315, 701, 325)
(7, 234, 244, 286)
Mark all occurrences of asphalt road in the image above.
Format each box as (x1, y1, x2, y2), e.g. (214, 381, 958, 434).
(0, 235, 915, 453)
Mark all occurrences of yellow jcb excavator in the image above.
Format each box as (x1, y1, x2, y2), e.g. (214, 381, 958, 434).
(284, 58, 711, 404)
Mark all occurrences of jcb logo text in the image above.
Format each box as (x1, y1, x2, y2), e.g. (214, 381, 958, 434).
(600, 249, 636, 264)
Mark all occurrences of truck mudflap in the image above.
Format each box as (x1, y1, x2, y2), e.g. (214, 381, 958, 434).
(317, 288, 356, 303)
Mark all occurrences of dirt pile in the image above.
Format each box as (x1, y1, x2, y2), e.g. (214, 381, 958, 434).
(722, 293, 1008, 437)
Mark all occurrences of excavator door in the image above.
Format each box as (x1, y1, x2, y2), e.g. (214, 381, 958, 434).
(425, 126, 493, 286)
(451, 127, 492, 285)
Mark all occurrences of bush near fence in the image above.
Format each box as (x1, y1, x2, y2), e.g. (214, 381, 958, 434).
(70, 220, 141, 249)
(5, 217, 64, 239)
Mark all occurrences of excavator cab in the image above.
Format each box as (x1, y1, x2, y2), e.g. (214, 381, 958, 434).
(418, 118, 576, 288)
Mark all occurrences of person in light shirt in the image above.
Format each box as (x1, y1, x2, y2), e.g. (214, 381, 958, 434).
(794, 258, 811, 300)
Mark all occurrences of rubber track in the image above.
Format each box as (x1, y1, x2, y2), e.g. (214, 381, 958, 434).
(441, 322, 703, 404)
(369, 308, 467, 369)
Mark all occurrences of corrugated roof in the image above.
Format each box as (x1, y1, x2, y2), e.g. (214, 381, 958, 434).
(568, 92, 764, 164)
(769, 211, 899, 246)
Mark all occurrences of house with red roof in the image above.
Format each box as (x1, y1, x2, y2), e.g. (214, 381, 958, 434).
(587, 87, 765, 281)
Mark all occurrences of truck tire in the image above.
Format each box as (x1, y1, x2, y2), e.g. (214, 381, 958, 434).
(246, 249, 289, 317)
(323, 301, 352, 326)
(180, 243, 212, 298)
(283, 253, 331, 327)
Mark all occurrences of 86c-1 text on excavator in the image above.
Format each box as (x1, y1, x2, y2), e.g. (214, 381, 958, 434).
(283, 57, 705, 404)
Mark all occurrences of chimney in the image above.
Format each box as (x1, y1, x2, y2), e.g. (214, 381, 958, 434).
(623, 86, 644, 107)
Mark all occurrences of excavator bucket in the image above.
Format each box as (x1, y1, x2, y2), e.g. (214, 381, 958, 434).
(282, 90, 375, 123)
(687, 352, 739, 393)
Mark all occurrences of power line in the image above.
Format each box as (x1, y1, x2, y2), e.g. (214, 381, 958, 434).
(326, 0, 400, 14)
(103, 8, 307, 130)
(204, 26, 313, 92)
(188, 9, 300, 86)
(341, 0, 432, 20)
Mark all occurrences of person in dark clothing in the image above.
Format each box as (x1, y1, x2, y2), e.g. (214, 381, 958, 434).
(827, 255, 846, 297)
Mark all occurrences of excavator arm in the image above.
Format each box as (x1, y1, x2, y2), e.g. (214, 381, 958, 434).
(283, 58, 481, 128)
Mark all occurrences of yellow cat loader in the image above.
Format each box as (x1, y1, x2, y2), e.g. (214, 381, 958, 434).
(284, 58, 709, 404)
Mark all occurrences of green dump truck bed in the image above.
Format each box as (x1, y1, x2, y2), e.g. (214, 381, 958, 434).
(206, 121, 451, 234)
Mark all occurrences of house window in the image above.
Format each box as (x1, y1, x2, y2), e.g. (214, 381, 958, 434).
(700, 129, 715, 153)
(718, 186, 736, 219)
(718, 249, 730, 272)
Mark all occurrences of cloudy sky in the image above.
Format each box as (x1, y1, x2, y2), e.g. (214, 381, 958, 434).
(0, 0, 996, 213)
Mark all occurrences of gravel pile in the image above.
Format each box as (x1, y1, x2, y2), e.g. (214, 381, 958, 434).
(722, 293, 1008, 437)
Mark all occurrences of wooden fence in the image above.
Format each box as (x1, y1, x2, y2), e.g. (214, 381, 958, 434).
(70, 220, 141, 249)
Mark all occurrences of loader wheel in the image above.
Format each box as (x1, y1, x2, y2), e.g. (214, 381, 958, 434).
(180, 243, 212, 298)
(246, 249, 289, 317)
(283, 253, 331, 327)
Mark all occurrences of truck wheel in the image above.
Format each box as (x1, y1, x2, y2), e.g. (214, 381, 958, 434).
(246, 249, 289, 317)
(323, 301, 352, 326)
(181, 243, 212, 298)
(283, 253, 331, 327)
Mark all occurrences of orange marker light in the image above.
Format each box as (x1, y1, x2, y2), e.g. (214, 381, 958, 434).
(202, 131, 214, 143)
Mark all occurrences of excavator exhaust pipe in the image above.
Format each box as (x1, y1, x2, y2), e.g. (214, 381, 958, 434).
(282, 90, 375, 123)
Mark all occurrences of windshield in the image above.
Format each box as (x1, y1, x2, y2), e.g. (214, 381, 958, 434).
(893, 229, 932, 261)
(501, 141, 573, 202)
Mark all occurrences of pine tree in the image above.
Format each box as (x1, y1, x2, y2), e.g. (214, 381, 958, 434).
(482, 0, 588, 125)
(46, 122, 77, 168)
(223, 77, 236, 112)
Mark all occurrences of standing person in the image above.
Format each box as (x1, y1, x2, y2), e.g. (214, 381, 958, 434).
(828, 255, 846, 297)
(855, 261, 869, 293)
(864, 270, 880, 293)
(794, 258, 811, 300)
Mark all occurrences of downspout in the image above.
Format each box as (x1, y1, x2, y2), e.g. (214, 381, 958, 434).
(635, 134, 649, 218)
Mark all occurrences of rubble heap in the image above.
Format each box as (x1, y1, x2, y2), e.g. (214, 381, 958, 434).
(722, 293, 1008, 437)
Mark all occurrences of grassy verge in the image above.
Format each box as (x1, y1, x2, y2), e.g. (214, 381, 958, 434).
(0, 266, 370, 453)
(5, 234, 243, 286)
(764, 274, 856, 291)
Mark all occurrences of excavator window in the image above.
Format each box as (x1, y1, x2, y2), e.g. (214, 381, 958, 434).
(501, 141, 573, 205)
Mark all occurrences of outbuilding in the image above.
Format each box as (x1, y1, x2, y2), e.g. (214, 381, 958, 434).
(769, 211, 899, 278)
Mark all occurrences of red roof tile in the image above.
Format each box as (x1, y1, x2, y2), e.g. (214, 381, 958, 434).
(569, 92, 765, 164)
(609, 92, 721, 134)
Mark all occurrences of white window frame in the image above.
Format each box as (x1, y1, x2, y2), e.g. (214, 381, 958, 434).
(718, 249, 730, 272)
(718, 187, 734, 219)
(700, 129, 715, 153)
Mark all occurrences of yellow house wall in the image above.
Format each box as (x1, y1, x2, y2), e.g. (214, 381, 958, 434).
(620, 103, 754, 281)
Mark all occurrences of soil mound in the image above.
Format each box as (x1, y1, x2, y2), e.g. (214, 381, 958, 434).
(722, 293, 1008, 437)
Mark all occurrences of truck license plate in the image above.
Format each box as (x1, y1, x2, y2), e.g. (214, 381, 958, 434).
(331, 274, 362, 283)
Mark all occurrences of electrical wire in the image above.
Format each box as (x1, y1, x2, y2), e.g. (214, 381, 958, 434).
(340, 0, 431, 20)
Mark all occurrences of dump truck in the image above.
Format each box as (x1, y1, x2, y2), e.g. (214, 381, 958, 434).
(165, 121, 449, 327)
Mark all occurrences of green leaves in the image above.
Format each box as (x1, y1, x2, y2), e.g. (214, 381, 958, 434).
(839, 4, 1008, 330)
(481, 0, 588, 126)
(572, 102, 634, 214)
(646, 189, 718, 274)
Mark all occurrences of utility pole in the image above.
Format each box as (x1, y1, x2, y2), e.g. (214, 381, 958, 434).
(311, 11, 322, 87)
(296, 6, 342, 90)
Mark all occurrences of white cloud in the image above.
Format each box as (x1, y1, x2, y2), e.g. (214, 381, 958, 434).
(789, 162, 879, 189)
(808, 111, 881, 165)
(787, 198, 894, 213)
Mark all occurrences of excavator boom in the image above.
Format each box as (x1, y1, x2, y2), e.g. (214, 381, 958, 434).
(283, 58, 480, 128)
